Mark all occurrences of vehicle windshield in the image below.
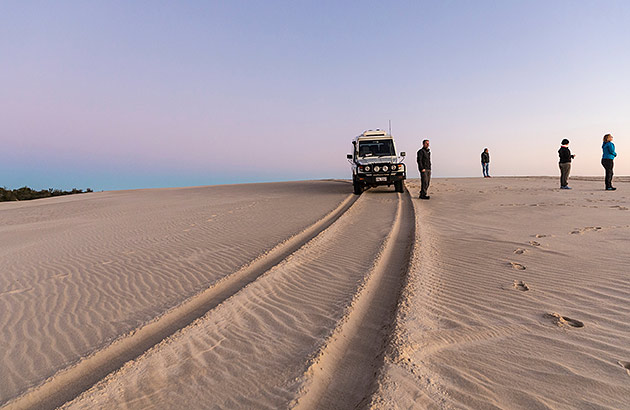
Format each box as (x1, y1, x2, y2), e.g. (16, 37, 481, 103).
(358, 139, 395, 157)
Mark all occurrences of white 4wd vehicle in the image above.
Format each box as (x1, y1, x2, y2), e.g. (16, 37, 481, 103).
(346, 130, 406, 195)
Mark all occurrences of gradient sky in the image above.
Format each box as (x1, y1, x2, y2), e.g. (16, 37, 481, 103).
(2, 1, 629, 190)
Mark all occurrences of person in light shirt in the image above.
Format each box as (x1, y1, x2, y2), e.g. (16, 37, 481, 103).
(481, 148, 490, 178)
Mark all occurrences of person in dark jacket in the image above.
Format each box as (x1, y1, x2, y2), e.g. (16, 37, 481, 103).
(601, 133, 617, 190)
(417, 139, 431, 199)
(481, 148, 490, 177)
(558, 139, 575, 189)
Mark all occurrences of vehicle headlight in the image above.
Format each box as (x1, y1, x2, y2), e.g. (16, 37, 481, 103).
(364, 165, 370, 172)
(383, 165, 389, 172)
(374, 166, 380, 172)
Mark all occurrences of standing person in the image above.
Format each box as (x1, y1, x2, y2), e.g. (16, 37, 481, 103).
(558, 139, 575, 189)
(417, 139, 431, 199)
(481, 148, 490, 177)
(601, 134, 617, 190)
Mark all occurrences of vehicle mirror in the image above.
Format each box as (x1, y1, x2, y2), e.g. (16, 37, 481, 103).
(400, 152, 406, 157)
(347, 154, 353, 159)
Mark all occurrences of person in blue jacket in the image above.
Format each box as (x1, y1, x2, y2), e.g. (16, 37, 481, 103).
(601, 134, 617, 190)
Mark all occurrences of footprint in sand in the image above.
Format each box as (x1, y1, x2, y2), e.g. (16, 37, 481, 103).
(611, 205, 629, 211)
(513, 280, 530, 291)
(529, 241, 541, 247)
(571, 226, 602, 235)
(544, 313, 584, 328)
(509, 262, 526, 270)
(514, 248, 527, 254)
(617, 361, 630, 376)
(535, 234, 548, 238)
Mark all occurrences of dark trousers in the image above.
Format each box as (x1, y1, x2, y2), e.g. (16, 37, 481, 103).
(420, 170, 431, 197)
(559, 162, 571, 187)
(602, 158, 614, 188)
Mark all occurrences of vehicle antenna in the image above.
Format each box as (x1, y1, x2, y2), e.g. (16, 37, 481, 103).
(388, 119, 392, 135)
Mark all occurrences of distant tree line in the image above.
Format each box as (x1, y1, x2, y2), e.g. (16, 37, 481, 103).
(0, 186, 93, 202)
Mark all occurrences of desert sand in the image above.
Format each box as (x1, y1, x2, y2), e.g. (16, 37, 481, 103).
(2, 177, 629, 409)
(371, 176, 630, 409)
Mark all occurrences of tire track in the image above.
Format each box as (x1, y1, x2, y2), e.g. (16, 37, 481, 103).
(4, 194, 358, 410)
(62, 189, 403, 408)
(291, 190, 415, 410)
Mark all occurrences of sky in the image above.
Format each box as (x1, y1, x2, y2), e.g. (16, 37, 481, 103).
(1, 0, 629, 190)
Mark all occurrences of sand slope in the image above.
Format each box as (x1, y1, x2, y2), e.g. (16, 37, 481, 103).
(4, 177, 630, 409)
(372, 177, 630, 409)
(61, 187, 413, 409)
(0, 181, 352, 406)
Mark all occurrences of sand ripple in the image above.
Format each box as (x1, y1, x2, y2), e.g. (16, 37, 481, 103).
(0, 181, 350, 405)
(371, 177, 630, 409)
(63, 187, 406, 409)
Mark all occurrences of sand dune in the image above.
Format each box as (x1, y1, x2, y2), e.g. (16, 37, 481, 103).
(60, 187, 412, 409)
(3, 177, 630, 409)
(0, 181, 352, 407)
(371, 177, 630, 409)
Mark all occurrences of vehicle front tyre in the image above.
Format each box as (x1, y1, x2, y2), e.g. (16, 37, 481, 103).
(394, 180, 404, 193)
(353, 179, 363, 195)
